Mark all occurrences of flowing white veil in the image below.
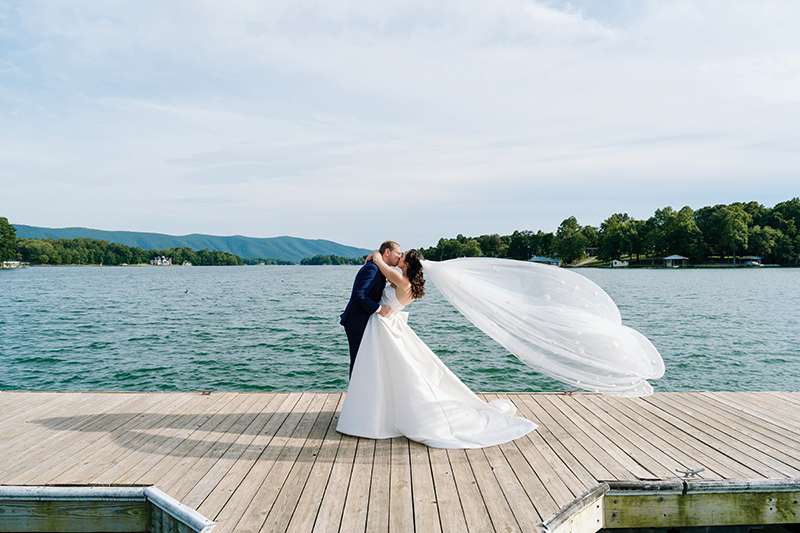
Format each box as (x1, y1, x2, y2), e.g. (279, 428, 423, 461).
(421, 258, 664, 397)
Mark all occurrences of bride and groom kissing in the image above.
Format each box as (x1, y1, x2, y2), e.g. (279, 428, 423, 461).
(336, 240, 537, 450)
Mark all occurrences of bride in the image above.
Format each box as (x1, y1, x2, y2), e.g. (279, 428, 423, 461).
(336, 249, 537, 449)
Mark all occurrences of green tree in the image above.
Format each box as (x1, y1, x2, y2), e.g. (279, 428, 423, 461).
(647, 206, 703, 260)
(598, 213, 633, 261)
(479, 234, 506, 257)
(17, 238, 58, 264)
(0, 217, 18, 260)
(552, 216, 587, 264)
(581, 225, 600, 248)
(747, 225, 782, 259)
(763, 198, 800, 263)
(765, 197, 800, 235)
(461, 239, 481, 257)
(531, 231, 555, 258)
(668, 206, 703, 260)
(710, 205, 752, 262)
(694, 204, 723, 255)
(300, 254, 361, 265)
(441, 238, 463, 260)
(736, 201, 768, 227)
(628, 219, 647, 261)
(507, 230, 533, 260)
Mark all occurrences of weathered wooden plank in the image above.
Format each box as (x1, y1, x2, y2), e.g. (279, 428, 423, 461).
(751, 391, 800, 420)
(0, 391, 43, 417)
(592, 395, 756, 479)
(286, 410, 346, 533)
(465, 446, 521, 532)
(569, 394, 682, 480)
(510, 394, 587, 503)
(104, 392, 254, 485)
(204, 391, 314, 531)
(538, 395, 641, 481)
(365, 438, 391, 533)
(605, 481, 800, 529)
(124, 392, 259, 486)
(698, 392, 800, 448)
(483, 393, 559, 521)
(545, 395, 657, 481)
(408, 441, 442, 533)
(708, 391, 800, 423)
(389, 437, 414, 533)
(516, 395, 600, 490)
(213, 392, 327, 533)
(261, 393, 341, 533)
(703, 392, 800, 429)
(339, 437, 375, 533)
(67, 393, 236, 484)
(529, 395, 619, 482)
(482, 444, 541, 532)
(195, 393, 303, 520)
(284, 393, 345, 533)
(3, 391, 800, 533)
(41, 393, 201, 484)
(0, 499, 146, 533)
(3, 393, 194, 484)
(648, 393, 800, 477)
(310, 425, 357, 533)
(0, 392, 78, 439)
(172, 393, 288, 508)
(0, 392, 134, 466)
(767, 391, 800, 414)
(427, 447, 468, 533)
(40, 394, 188, 484)
(447, 448, 494, 533)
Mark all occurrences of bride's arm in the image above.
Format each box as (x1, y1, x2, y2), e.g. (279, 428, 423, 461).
(372, 249, 406, 287)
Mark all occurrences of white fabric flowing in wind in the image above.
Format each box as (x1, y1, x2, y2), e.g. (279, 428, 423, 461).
(421, 258, 664, 396)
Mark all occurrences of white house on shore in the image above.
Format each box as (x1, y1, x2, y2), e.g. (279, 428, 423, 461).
(664, 254, 689, 267)
(739, 256, 763, 266)
(150, 256, 172, 266)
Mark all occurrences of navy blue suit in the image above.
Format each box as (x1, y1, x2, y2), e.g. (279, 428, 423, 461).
(341, 261, 386, 377)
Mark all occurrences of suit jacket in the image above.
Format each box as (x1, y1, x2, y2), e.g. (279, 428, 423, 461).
(340, 261, 386, 334)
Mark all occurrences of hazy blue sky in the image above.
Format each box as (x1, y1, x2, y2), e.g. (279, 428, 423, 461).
(2, 1, 798, 249)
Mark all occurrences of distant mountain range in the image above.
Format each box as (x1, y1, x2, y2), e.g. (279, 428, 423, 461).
(14, 225, 371, 264)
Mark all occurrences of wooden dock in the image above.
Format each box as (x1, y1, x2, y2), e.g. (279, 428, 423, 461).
(2, 391, 800, 533)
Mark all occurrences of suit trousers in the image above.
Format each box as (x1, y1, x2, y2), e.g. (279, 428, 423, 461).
(345, 326, 365, 378)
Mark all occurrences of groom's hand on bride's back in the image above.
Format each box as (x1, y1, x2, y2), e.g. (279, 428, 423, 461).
(379, 305, 393, 318)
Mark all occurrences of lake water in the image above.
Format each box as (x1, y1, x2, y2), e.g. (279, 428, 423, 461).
(1, 265, 799, 393)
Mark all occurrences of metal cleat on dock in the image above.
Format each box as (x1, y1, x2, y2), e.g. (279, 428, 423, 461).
(676, 467, 705, 478)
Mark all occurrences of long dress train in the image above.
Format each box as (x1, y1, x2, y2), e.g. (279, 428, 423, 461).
(337, 284, 536, 449)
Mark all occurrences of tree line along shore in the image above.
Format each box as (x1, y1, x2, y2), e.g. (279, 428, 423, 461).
(2, 198, 799, 267)
(419, 199, 800, 266)
(0, 218, 355, 266)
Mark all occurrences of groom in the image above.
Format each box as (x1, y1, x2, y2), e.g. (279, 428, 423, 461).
(341, 240, 402, 377)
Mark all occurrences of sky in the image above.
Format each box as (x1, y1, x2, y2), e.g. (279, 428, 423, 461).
(1, 1, 799, 250)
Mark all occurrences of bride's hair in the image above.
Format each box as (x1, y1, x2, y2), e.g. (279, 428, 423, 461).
(406, 249, 426, 299)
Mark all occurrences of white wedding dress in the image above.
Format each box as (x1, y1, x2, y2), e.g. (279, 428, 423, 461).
(337, 283, 537, 449)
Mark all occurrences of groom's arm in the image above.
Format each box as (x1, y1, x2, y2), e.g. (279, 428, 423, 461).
(352, 262, 382, 315)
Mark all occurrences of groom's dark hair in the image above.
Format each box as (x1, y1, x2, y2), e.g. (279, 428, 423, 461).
(379, 241, 399, 254)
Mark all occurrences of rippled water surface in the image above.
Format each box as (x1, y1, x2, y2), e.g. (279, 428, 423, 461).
(1, 265, 798, 393)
